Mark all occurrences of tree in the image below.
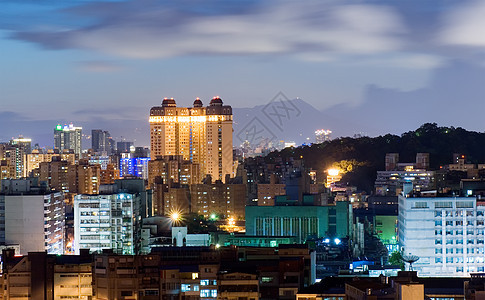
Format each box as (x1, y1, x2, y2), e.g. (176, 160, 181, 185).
(389, 251, 405, 270)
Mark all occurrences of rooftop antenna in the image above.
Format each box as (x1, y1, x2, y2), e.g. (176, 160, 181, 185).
(402, 253, 419, 271)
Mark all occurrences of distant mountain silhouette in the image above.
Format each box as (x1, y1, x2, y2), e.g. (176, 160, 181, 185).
(233, 98, 336, 146)
(2, 60, 484, 149)
(321, 60, 485, 137)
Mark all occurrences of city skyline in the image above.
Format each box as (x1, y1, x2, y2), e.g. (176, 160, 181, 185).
(2, 0, 485, 145)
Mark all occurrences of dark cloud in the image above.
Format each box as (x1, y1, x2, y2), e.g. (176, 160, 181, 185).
(9, 0, 406, 59)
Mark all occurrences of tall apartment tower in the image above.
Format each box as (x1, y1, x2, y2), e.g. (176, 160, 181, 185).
(54, 123, 82, 156)
(149, 97, 233, 182)
(92, 129, 114, 154)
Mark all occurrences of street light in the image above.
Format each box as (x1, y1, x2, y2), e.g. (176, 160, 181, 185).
(168, 209, 183, 225)
(171, 212, 181, 222)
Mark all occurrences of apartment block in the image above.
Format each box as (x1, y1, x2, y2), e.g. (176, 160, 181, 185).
(399, 195, 485, 276)
(0, 179, 64, 254)
(74, 193, 134, 255)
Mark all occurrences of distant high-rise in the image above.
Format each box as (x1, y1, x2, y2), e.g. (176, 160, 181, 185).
(92, 129, 114, 155)
(149, 97, 234, 182)
(315, 129, 332, 144)
(9, 136, 32, 154)
(54, 123, 82, 156)
(117, 141, 134, 153)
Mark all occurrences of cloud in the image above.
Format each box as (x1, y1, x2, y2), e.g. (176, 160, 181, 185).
(78, 60, 123, 72)
(10, 0, 406, 59)
(440, 0, 485, 47)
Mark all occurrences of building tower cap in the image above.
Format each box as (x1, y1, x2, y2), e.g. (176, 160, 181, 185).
(162, 97, 176, 107)
(210, 96, 223, 106)
(193, 97, 203, 108)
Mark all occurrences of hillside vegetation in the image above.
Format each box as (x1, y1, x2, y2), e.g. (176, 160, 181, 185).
(266, 123, 485, 192)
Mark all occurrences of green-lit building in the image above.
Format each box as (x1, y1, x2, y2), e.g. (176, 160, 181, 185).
(375, 215, 398, 254)
(211, 233, 298, 247)
(245, 201, 350, 243)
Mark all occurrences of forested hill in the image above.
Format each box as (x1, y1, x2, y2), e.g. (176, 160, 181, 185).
(265, 123, 485, 193)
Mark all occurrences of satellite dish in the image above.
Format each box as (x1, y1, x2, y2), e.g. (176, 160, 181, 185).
(402, 254, 419, 271)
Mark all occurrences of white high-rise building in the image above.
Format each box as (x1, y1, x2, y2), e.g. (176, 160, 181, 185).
(398, 195, 485, 276)
(0, 179, 65, 254)
(74, 193, 134, 255)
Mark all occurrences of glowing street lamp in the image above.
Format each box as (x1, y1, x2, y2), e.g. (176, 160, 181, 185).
(168, 209, 183, 225)
(171, 212, 181, 222)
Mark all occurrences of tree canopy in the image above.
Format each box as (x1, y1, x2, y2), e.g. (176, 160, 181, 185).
(265, 123, 485, 192)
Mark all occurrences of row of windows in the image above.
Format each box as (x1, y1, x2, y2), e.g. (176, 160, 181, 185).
(435, 257, 485, 263)
(435, 210, 484, 217)
(435, 239, 485, 245)
(435, 220, 484, 226)
(436, 248, 485, 254)
(435, 229, 485, 235)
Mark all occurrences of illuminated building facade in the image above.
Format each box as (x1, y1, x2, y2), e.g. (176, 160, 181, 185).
(100, 163, 120, 184)
(73, 193, 134, 255)
(149, 97, 234, 182)
(68, 160, 101, 195)
(119, 157, 150, 179)
(54, 123, 83, 156)
(376, 153, 434, 195)
(26, 149, 76, 177)
(39, 157, 70, 193)
(0, 143, 26, 178)
(399, 196, 485, 276)
(148, 155, 200, 187)
(189, 182, 247, 220)
(2, 251, 93, 300)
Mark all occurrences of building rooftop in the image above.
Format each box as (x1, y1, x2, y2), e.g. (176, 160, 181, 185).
(162, 97, 176, 107)
(193, 97, 203, 107)
(209, 96, 223, 106)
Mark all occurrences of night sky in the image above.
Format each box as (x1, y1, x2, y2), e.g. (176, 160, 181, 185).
(1, 0, 485, 147)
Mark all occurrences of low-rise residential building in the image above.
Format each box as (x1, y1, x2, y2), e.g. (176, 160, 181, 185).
(1, 250, 92, 300)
